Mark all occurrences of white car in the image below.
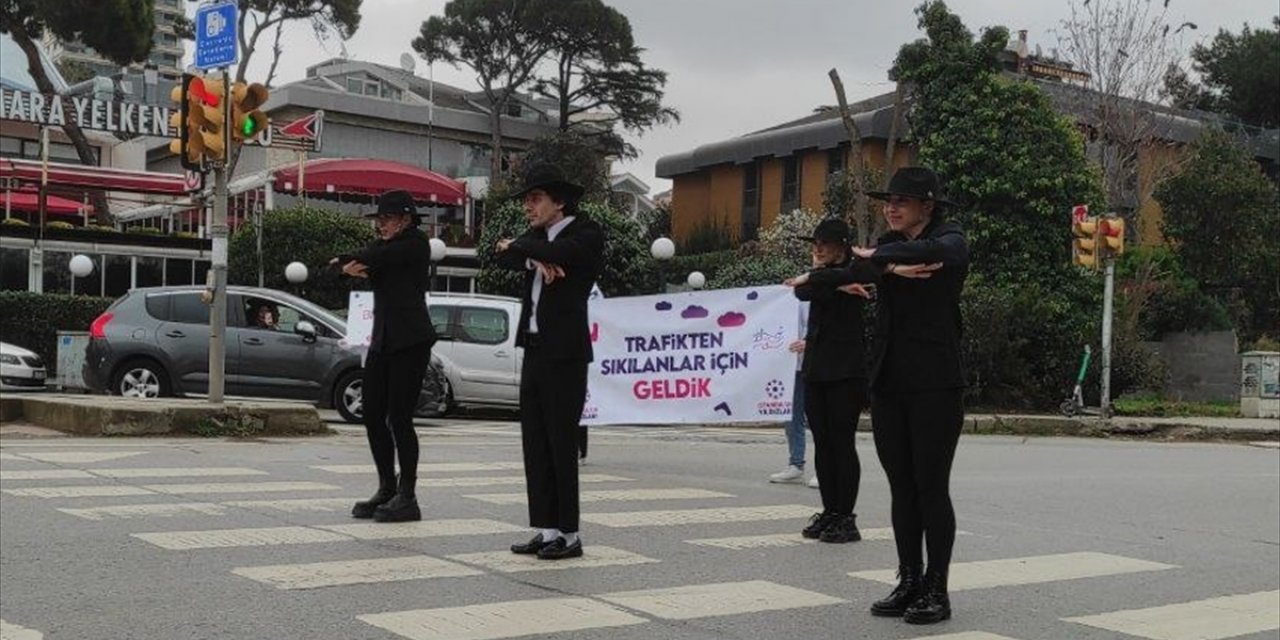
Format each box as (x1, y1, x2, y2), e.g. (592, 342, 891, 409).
(0, 341, 48, 392)
(428, 293, 524, 413)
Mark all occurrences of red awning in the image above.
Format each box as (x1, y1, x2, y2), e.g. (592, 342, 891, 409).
(0, 159, 187, 195)
(2, 188, 86, 215)
(272, 158, 466, 207)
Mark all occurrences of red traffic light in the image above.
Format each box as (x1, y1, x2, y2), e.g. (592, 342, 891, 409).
(188, 77, 220, 107)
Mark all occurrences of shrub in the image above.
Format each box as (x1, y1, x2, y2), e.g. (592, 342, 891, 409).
(1, 218, 30, 227)
(46, 221, 75, 230)
(0, 292, 112, 375)
(681, 216, 735, 254)
(667, 250, 737, 284)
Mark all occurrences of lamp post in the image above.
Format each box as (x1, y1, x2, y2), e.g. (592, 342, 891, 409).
(650, 236, 675, 293)
(429, 237, 447, 292)
(69, 254, 93, 296)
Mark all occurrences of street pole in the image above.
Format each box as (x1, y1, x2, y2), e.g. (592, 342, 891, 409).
(208, 70, 230, 405)
(1100, 258, 1115, 418)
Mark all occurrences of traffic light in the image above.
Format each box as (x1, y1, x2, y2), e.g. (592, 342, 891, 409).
(230, 82, 270, 144)
(1100, 217, 1125, 257)
(1072, 216, 1100, 269)
(168, 74, 198, 170)
(167, 74, 226, 168)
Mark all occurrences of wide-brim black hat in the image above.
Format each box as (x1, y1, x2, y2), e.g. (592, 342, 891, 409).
(796, 217, 852, 244)
(866, 167, 955, 207)
(511, 163, 585, 201)
(363, 189, 421, 217)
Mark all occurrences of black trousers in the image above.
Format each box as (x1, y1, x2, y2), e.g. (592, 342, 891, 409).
(805, 378, 868, 516)
(362, 342, 431, 487)
(871, 388, 964, 571)
(520, 348, 589, 533)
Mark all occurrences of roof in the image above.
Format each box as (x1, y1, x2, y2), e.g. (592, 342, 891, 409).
(0, 33, 68, 93)
(272, 158, 467, 206)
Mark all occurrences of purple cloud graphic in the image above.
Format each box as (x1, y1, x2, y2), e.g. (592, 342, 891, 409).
(717, 312, 747, 328)
(746, 291, 759, 300)
(681, 305, 710, 319)
(655, 301, 673, 311)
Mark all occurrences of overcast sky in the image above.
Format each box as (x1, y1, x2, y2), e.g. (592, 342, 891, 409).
(234, 0, 1277, 194)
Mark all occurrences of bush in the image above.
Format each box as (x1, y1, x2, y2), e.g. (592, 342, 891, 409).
(1, 218, 30, 227)
(475, 200, 658, 298)
(667, 250, 737, 284)
(681, 216, 735, 254)
(0, 292, 112, 374)
(228, 205, 375, 310)
(46, 221, 75, 231)
(708, 246, 801, 289)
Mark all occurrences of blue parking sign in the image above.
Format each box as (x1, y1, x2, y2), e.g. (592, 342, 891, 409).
(194, 2, 239, 70)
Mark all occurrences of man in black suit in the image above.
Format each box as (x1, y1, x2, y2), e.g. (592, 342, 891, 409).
(854, 167, 969, 625)
(496, 164, 604, 560)
(785, 218, 881, 544)
(332, 189, 438, 523)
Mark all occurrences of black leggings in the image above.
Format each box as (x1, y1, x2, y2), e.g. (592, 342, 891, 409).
(805, 378, 868, 516)
(362, 343, 432, 486)
(872, 389, 964, 571)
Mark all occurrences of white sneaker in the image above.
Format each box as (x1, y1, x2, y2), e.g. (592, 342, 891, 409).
(769, 465, 805, 483)
(807, 476, 820, 489)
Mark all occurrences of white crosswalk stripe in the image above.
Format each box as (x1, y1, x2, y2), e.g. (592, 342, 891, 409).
(424, 474, 631, 488)
(1063, 590, 1280, 640)
(0, 470, 95, 480)
(222, 498, 357, 513)
(319, 519, 524, 540)
(58, 503, 228, 520)
(446, 546, 658, 573)
(464, 487, 733, 505)
(142, 481, 338, 495)
(0, 619, 44, 640)
(133, 526, 350, 550)
(91, 467, 268, 478)
(14, 451, 148, 464)
(358, 597, 647, 640)
(597, 580, 845, 620)
(313, 462, 524, 474)
(902, 633, 1022, 640)
(233, 555, 483, 590)
(3, 485, 155, 498)
(583, 504, 814, 527)
(850, 552, 1177, 591)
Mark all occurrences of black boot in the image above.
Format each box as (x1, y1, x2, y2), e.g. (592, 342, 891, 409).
(904, 569, 951, 625)
(819, 513, 861, 543)
(351, 477, 397, 519)
(374, 477, 421, 522)
(802, 511, 838, 539)
(869, 564, 923, 617)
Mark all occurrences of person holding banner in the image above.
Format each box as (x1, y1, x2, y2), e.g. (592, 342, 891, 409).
(331, 189, 437, 523)
(496, 164, 604, 561)
(785, 218, 880, 544)
(857, 167, 969, 625)
(769, 302, 811, 486)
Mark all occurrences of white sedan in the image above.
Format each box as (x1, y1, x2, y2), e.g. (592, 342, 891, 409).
(0, 341, 48, 392)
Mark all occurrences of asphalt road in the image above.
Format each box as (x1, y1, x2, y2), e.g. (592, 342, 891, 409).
(2, 421, 1277, 640)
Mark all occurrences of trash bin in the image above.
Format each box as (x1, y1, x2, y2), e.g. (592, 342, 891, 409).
(56, 331, 90, 391)
(1240, 351, 1279, 419)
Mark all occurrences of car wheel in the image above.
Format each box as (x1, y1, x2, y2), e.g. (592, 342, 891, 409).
(416, 365, 452, 418)
(112, 358, 171, 399)
(334, 370, 363, 424)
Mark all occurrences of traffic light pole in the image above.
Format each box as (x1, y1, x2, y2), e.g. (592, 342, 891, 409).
(207, 71, 230, 405)
(1100, 259, 1116, 418)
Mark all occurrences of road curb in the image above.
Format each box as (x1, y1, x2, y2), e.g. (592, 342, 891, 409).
(1, 395, 332, 438)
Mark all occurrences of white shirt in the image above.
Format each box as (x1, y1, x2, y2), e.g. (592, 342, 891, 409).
(528, 215, 575, 334)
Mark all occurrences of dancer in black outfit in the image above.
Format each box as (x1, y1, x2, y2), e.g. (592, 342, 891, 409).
(785, 218, 879, 544)
(332, 189, 437, 523)
(857, 167, 969, 625)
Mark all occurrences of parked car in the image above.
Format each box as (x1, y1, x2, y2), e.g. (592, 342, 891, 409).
(81, 286, 444, 423)
(427, 293, 524, 413)
(0, 341, 48, 392)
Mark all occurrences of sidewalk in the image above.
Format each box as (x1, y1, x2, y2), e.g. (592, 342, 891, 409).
(0, 393, 328, 437)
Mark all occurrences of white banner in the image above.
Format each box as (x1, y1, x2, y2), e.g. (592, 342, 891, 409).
(582, 285, 800, 425)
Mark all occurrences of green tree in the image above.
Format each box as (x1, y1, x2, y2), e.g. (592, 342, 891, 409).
(476, 200, 657, 298)
(228, 205, 374, 310)
(513, 130, 613, 204)
(532, 0, 678, 159)
(1, 0, 155, 221)
(414, 0, 556, 182)
(1164, 17, 1280, 128)
(54, 58, 95, 84)
(224, 1, 362, 85)
(1154, 128, 1280, 339)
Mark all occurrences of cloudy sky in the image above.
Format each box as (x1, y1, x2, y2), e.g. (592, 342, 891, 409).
(236, 0, 1277, 194)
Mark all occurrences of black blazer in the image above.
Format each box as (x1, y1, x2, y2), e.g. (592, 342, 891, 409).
(349, 228, 438, 354)
(867, 219, 970, 392)
(497, 216, 605, 362)
(793, 258, 880, 383)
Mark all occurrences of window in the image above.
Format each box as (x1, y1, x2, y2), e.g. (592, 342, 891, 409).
(429, 305, 452, 338)
(42, 251, 71, 294)
(346, 77, 363, 94)
(145, 294, 171, 321)
(136, 257, 162, 288)
(165, 258, 193, 285)
(826, 147, 846, 176)
(104, 254, 131, 297)
(506, 102, 522, 118)
(741, 161, 761, 241)
(455, 307, 508, 345)
(781, 156, 800, 212)
(170, 293, 210, 324)
(0, 247, 29, 291)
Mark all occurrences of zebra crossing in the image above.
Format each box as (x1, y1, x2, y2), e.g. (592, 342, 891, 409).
(1, 439, 1278, 640)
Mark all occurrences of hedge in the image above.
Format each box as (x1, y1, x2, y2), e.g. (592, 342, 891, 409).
(0, 292, 113, 375)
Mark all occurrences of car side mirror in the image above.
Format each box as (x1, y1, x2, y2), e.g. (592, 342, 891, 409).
(295, 320, 317, 343)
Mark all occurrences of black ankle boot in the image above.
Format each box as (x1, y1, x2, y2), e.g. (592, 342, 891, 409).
(351, 478, 397, 519)
(904, 569, 951, 625)
(374, 477, 420, 522)
(869, 564, 923, 617)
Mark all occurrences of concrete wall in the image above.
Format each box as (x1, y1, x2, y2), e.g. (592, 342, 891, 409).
(1146, 330, 1241, 402)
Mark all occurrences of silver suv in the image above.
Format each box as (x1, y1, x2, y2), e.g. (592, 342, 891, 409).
(428, 293, 524, 413)
(82, 286, 444, 423)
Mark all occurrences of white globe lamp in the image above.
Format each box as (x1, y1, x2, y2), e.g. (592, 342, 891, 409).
(687, 271, 706, 289)
(285, 261, 308, 284)
(69, 254, 94, 278)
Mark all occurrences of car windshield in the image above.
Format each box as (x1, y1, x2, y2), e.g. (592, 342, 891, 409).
(247, 290, 348, 337)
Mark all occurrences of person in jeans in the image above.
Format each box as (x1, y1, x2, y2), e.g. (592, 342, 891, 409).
(770, 303, 813, 486)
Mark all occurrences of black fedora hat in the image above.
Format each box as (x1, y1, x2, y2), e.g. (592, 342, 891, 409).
(866, 167, 955, 207)
(363, 189, 420, 217)
(796, 217, 851, 244)
(511, 163, 585, 201)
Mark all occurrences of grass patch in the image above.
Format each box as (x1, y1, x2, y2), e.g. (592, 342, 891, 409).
(1113, 393, 1240, 418)
(189, 413, 267, 438)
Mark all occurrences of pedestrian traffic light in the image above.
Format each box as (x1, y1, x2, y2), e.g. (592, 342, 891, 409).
(230, 82, 270, 144)
(1100, 217, 1125, 257)
(1072, 217, 1100, 269)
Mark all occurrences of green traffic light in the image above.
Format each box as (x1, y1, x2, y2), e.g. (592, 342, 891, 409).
(242, 119, 256, 136)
